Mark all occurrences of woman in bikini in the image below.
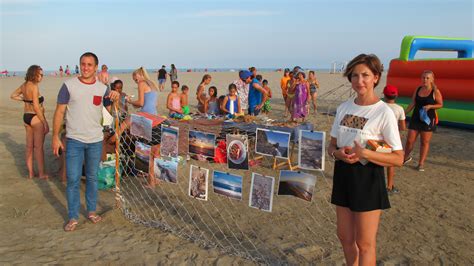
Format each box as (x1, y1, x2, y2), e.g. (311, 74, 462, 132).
(10, 65, 49, 179)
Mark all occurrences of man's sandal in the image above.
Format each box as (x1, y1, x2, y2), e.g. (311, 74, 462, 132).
(64, 220, 78, 232)
(87, 213, 102, 224)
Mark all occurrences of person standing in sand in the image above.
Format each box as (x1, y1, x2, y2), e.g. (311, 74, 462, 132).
(233, 70, 252, 112)
(52, 52, 119, 232)
(248, 72, 267, 116)
(308, 70, 320, 114)
(403, 70, 443, 172)
(10, 65, 49, 180)
(169, 64, 178, 84)
(97, 64, 110, 86)
(196, 74, 212, 113)
(383, 84, 406, 193)
(157, 65, 167, 91)
(280, 68, 291, 115)
(327, 54, 403, 265)
(290, 70, 310, 122)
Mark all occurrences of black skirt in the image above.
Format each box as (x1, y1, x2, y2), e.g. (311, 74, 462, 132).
(331, 160, 390, 212)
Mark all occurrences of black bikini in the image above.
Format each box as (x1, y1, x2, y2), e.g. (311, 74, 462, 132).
(23, 96, 45, 126)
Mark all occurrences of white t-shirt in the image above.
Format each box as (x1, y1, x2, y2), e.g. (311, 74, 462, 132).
(57, 77, 108, 143)
(386, 103, 406, 121)
(330, 98, 403, 151)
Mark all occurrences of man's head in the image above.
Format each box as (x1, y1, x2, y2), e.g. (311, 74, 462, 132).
(79, 52, 99, 79)
(162, 65, 166, 69)
(239, 70, 253, 84)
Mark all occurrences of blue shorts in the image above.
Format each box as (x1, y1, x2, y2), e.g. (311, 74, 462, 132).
(158, 79, 166, 84)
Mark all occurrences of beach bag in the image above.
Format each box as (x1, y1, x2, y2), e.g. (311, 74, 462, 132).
(97, 160, 121, 190)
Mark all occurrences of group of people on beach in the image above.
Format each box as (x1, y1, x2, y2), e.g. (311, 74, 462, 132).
(10, 51, 443, 264)
(57, 65, 79, 77)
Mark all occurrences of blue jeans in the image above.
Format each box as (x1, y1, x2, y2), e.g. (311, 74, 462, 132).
(66, 138, 102, 220)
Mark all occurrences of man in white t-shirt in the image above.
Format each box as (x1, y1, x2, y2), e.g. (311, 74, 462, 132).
(383, 84, 406, 194)
(52, 52, 119, 232)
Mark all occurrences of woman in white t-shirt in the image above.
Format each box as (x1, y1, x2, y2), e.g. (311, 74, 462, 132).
(327, 54, 404, 265)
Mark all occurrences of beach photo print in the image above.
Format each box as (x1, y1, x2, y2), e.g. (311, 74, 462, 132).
(278, 170, 316, 202)
(135, 141, 151, 173)
(212, 171, 243, 201)
(188, 130, 216, 158)
(226, 134, 249, 170)
(188, 165, 209, 201)
(255, 128, 290, 159)
(154, 157, 178, 184)
(160, 125, 179, 158)
(249, 173, 275, 212)
(298, 130, 326, 171)
(130, 114, 153, 141)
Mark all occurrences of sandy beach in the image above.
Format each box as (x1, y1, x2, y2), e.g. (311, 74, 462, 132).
(0, 71, 473, 264)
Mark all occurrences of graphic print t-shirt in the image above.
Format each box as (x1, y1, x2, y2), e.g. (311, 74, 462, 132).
(330, 99, 403, 151)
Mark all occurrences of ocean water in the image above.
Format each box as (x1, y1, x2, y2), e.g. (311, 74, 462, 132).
(5, 67, 333, 77)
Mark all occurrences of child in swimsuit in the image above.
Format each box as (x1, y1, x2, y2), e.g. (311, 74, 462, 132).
(180, 85, 190, 115)
(206, 86, 220, 115)
(167, 81, 183, 116)
(221, 83, 241, 116)
(262, 79, 272, 114)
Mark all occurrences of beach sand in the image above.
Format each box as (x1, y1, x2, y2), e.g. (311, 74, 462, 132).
(0, 71, 472, 264)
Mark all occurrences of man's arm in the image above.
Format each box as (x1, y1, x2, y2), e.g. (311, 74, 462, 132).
(52, 104, 67, 156)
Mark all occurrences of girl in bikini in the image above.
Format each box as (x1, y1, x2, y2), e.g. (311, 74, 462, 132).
(167, 81, 183, 116)
(10, 65, 49, 180)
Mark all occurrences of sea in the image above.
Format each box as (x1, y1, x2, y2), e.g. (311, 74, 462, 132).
(5, 68, 333, 77)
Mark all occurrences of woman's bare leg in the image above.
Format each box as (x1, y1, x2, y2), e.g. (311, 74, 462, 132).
(404, 129, 418, 160)
(24, 125, 35, 179)
(31, 117, 48, 179)
(419, 131, 433, 167)
(336, 206, 359, 265)
(355, 209, 381, 266)
(311, 92, 317, 113)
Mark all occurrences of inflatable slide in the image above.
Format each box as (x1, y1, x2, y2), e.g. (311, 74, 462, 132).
(387, 36, 474, 129)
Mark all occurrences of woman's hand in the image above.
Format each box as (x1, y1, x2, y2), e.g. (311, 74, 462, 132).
(353, 141, 367, 160)
(423, 105, 431, 111)
(336, 146, 359, 164)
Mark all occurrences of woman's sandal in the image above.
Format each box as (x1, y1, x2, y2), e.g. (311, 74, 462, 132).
(87, 213, 102, 224)
(64, 220, 79, 232)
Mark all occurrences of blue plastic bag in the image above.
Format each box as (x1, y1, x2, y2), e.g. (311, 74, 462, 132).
(419, 108, 431, 125)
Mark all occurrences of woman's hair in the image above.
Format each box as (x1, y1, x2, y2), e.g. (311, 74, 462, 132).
(171, 64, 176, 69)
(201, 74, 211, 84)
(133, 67, 158, 90)
(422, 70, 437, 91)
(309, 70, 315, 75)
(25, 65, 42, 82)
(228, 83, 237, 91)
(111, 79, 123, 90)
(343, 53, 383, 88)
(208, 86, 218, 97)
(181, 85, 189, 92)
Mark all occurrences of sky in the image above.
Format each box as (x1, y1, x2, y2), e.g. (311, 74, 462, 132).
(1, 0, 473, 71)
(263, 129, 290, 147)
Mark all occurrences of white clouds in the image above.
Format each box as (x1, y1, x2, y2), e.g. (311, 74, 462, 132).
(192, 9, 279, 18)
